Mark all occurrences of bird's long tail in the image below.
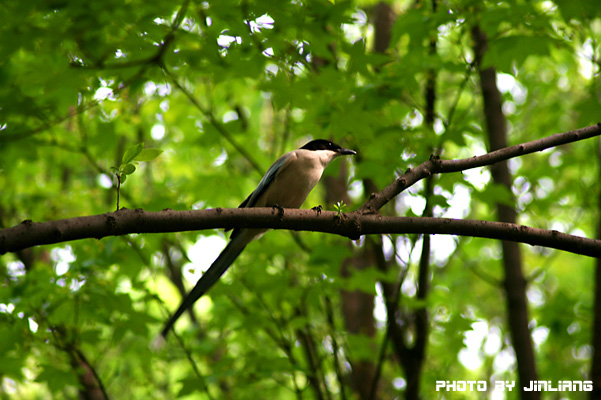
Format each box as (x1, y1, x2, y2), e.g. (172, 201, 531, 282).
(160, 232, 250, 338)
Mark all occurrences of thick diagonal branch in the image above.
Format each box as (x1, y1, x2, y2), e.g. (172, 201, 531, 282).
(360, 123, 601, 213)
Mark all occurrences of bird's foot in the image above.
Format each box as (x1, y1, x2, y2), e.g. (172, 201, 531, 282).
(273, 204, 285, 218)
(311, 205, 323, 216)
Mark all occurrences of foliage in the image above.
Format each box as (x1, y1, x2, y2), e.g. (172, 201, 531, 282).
(111, 142, 163, 209)
(0, 0, 600, 399)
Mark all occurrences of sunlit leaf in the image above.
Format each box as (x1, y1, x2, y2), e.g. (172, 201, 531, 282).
(121, 163, 136, 175)
(122, 143, 144, 164)
(134, 148, 163, 162)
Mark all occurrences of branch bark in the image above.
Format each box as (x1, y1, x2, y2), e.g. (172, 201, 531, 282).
(2, 207, 601, 257)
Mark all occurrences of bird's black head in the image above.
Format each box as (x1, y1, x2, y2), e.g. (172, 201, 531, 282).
(301, 139, 356, 155)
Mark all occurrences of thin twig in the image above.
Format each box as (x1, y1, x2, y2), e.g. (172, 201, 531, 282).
(368, 322, 391, 400)
(225, 291, 305, 398)
(323, 295, 348, 400)
(162, 67, 264, 174)
(171, 328, 216, 400)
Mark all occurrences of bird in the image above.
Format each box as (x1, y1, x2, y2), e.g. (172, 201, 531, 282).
(160, 139, 356, 338)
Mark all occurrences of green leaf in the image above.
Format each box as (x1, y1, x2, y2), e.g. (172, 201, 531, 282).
(554, 0, 601, 22)
(0, 356, 25, 379)
(35, 364, 79, 393)
(346, 333, 378, 362)
(121, 163, 136, 175)
(481, 35, 558, 73)
(134, 148, 163, 162)
(343, 266, 397, 295)
(122, 143, 144, 164)
(473, 183, 514, 208)
(177, 377, 206, 397)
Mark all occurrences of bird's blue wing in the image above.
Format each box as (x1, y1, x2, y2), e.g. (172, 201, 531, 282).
(227, 154, 291, 240)
(241, 153, 291, 208)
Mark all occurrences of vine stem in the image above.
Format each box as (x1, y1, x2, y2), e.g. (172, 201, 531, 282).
(116, 174, 121, 211)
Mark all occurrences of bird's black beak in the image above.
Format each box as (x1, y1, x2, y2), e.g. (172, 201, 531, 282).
(338, 148, 357, 156)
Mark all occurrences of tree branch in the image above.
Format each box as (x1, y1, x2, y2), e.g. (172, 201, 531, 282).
(360, 123, 601, 213)
(2, 207, 601, 257)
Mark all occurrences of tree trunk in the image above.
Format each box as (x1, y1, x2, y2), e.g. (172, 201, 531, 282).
(472, 24, 539, 399)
